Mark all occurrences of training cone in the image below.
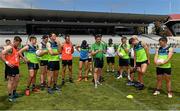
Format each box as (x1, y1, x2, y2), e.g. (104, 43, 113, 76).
(126, 95, 133, 99)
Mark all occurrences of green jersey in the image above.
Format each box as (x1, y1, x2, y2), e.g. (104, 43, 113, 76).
(47, 41, 59, 61)
(26, 44, 39, 63)
(134, 41, 148, 62)
(39, 42, 49, 61)
(91, 42, 106, 59)
(117, 43, 130, 59)
(157, 46, 172, 68)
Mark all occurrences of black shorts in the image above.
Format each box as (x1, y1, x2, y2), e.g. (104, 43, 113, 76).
(119, 58, 129, 66)
(6, 65, 19, 77)
(136, 60, 148, 67)
(79, 58, 88, 62)
(130, 58, 135, 67)
(40, 60, 48, 66)
(62, 60, 72, 66)
(27, 62, 39, 70)
(88, 58, 92, 62)
(48, 61, 60, 71)
(5, 63, 8, 75)
(156, 68, 171, 75)
(94, 58, 104, 68)
(106, 57, 115, 64)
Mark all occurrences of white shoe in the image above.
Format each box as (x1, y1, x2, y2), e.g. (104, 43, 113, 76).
(97, 81, 102, 85)
(88, 72, 92, 76)
(95, 84, 98, 88)
(112, 70, 115, 73)
(127, 75, 131, 81)
(153, 91, 160, 96)
(168, 93, 173, 98)
(117, 75, 123, 79)
(107, 69, 110, 72)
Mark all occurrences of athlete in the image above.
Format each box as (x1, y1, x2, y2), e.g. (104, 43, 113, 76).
(19, 36, 40, 96)
(88, 44, 93, 76)
(1, 36, 22, 102)
(91, 34, 106, 88)
(61, 35, 74, 85)
(117, 37, 131, 80)
(126, 45, 136, 86)
(129, 35, 150, 90)
(153, 37, 173, 98)
(106, 38, 116, 72)
(3, 39, 12, 81)
(38, 35, 49, 90)
(76, 40, 90, 82)
(46, 33, 61, 94)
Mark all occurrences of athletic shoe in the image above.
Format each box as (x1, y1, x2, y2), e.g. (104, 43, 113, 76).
(112, 70, 115, 73)
(61, 80, 65, 86)
(127, 75, 131, 81)
(8, 95, 15, 102)
(106, 69, 110, 72)
(25, 89, 30, 96)
(126, 81, 134, 86)
(153, 90, 160, 96)
(168, 93, 173, 98)
(13, 92, 19, 98)
(88, 72, 92, 76)
(47, 88, 54, 94)
(95, 84, 98, 88)
(137, 84, 144, 90)
(69, 78, 74, 83)
(134, 81, 142, 88)
(117, 75, 123, 79)
(97, 81, 102, 85)
(53, 86, 61, 92)
(40, 84, 45, 90)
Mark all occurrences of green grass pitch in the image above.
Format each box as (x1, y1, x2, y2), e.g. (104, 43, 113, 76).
(0, 54, 180, 110)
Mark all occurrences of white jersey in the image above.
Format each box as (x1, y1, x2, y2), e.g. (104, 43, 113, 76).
(106, 44, 116, 57)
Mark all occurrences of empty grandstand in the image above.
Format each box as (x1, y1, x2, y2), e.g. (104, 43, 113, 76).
(0, 8, 179, 50)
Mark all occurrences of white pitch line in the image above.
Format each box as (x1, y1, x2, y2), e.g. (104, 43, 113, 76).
(104, 83, 152, 110)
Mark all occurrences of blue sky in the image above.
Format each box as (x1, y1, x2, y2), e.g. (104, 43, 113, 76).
(0, 0, 179, 15)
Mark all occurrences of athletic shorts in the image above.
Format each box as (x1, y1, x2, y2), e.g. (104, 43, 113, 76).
(136, 60, 148, 67)
(5, 63, 8, 75)
(94, 58, 104, 68)
(119, 58, 129, 66)
(62, 60, 72, 66)
(27, 62, 39, 70)
(40, 60, 48, 66)
(106, 57, 115, 64)
(6, 65, 19, 77)
(156, 68, 171, 75)
(79, 58, 88, 62)
(47, 61, 60, 71)
(88, 58, 92, 62)
(130, 58, 135, 67)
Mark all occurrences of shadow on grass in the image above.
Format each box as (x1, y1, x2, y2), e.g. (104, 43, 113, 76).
(0, 95, 13, 110)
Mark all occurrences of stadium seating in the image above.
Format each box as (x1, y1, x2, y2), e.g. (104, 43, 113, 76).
(0, 34, 179, 48)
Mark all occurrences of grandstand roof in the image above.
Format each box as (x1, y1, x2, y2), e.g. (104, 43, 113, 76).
(0, 8, 168, 24)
